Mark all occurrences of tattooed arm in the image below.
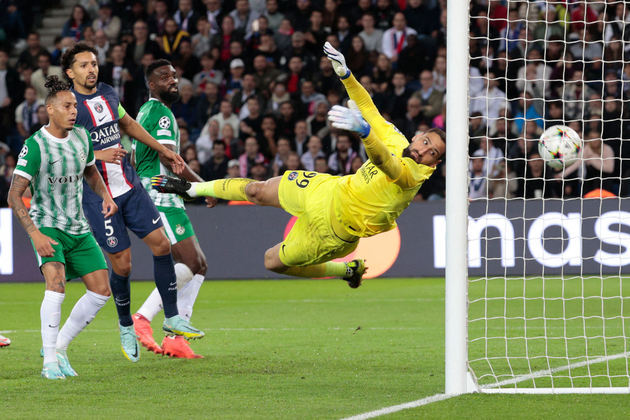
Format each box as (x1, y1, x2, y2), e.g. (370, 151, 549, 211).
(7, 174, 58, 257)
(84, 164, 118, 218)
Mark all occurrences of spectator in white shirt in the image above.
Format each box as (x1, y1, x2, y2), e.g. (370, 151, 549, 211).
(381, 12, 417, 63)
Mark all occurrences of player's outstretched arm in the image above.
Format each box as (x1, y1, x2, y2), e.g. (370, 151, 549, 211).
(84, 164, 118, 218)
(323, 42, 389, 136)
(328, 103, 405, 183)
(119, 113, 186, 174)
(7, 174, 58, 257)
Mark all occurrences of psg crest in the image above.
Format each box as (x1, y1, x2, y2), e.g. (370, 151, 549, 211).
(95, 103, 104, 113)
(106, 236, 118, 248)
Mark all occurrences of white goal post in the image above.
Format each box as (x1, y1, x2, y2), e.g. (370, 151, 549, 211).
(445, 0, 630, 394)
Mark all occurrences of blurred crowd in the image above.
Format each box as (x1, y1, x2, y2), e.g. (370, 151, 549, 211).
(0, 1, 629, 207)
(468, 0, 630, 200)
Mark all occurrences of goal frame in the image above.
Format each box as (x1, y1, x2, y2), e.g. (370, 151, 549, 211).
(443, 0, 630, 395)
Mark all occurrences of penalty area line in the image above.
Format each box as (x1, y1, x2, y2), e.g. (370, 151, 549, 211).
(340, 393, 455, 420)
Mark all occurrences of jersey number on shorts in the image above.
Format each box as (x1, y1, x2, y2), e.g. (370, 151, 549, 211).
(296, 171, 317, 188)
(104, 219, 114, 236)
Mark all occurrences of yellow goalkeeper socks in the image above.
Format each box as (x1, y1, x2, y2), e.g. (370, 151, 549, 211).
(283, 262, 350, 279)
(191, 178, 254, 201)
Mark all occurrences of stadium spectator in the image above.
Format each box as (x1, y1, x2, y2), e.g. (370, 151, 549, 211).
(191, 16, 213, 58)
(396, 96, 423, 139)
(306, 100, 330, 138)
(30, 104, 48, 135)
(160, 18, 190, 57)
(126, 20, 162, 68)
(148, 0, 170, 37)
(239, 136, 266, 177)
(350, 155, 364, 174)
(252, 54, 281, 92)
(17, 32, 47, 70)
(32, 52, 64, 101)
(3, 0, 27, 46)
(263, 0, 284, 32)
(196, 81, 221, 127)
(173, 39, 201, 81)
(230, 0, 259, 37)
(202, 139, 229, 180)
(196, 119, 220, 165)
(174, 0, 200, 36)
(271, 136, 292, 176)
(92, 3, 121, 43)
(93, 30, 110, 64)
(239, 96, 263, 141)
(172, 79, 200, 135)
(300, 135, 326, 171)
(469, 154, 487, 199)
(273, 19, 294, 52)
(381, 12, 417, 63)
(226, 158, 241, 178)
(62, 5, 91, 41)
(14, 86, 43, 140)
(233, 74, 261, 118)
(208, 99, 240, 139)
(280, 151, 303, 173)
(358, 13, 383, 54)
(371, 53, 393, 94)
(372, 0, 395, 32)
(314, 155, 331, 174)
(328, 133, 357, 176)
(250, 161, 269, 181)
(202, 0, 225, 35)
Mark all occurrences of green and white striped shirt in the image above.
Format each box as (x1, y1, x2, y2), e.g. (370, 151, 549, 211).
(133, 98, 184, 209)
(14, 126, 95, 235)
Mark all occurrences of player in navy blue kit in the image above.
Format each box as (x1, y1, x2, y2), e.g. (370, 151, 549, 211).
(61, 43, 205, 361)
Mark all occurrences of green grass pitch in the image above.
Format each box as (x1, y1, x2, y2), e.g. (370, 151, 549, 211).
(1, 278, 630, 419)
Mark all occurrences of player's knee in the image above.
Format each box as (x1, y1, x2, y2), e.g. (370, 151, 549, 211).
(152, 236, 172, 256)
(245, 181, 266, 205)
(189, 254, 207, 276)
(111, 252, 132, 277)
(264, 248, 286, 273)
(92, 284, 111, 297)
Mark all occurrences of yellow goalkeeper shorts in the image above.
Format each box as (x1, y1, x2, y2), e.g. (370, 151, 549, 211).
(278, 170, 358, 266)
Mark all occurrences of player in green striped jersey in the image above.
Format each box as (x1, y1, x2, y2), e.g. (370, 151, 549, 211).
(131, 60, 213, 358)
(8, 76, 117, 380)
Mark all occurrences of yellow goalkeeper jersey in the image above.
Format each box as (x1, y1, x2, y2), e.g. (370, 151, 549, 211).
(333, 74, 435, 238)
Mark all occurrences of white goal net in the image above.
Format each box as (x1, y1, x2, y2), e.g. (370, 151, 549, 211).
(465, 0, 630, 393)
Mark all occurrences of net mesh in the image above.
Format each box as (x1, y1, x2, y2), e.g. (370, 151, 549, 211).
(467, 0, 630, 390)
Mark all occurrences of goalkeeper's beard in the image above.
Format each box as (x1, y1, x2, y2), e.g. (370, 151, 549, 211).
(402, 146, 412, 159)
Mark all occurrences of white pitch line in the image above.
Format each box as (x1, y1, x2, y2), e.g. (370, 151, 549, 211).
(340, 393, 455, 420)
(341, 352, 630, 418)
(483, 351, 630, 389)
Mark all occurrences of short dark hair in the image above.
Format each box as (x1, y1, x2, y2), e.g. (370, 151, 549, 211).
(44, 75, 71, 103)
(146, 58, 172, 79)
(61, 42, 98, 79)
(426, 127, 446, 154)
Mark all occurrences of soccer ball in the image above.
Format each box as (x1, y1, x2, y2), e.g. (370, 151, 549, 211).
(538, 125, 582, 170)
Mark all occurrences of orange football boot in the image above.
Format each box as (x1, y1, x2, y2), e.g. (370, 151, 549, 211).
(132, 313, 163, 354)
(162, 335, 203, 359)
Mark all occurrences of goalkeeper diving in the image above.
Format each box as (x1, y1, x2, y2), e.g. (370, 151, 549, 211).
(151, 43, 446, 287)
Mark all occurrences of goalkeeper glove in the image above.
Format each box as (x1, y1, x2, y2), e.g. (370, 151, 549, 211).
(323, 41, 350, 79)
(328, 101, 371, 138)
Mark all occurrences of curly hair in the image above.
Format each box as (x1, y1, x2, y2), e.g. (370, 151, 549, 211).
(44, 75, 71, 103)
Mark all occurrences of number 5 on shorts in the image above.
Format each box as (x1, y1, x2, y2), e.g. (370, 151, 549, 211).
(104, 219, 114, 236)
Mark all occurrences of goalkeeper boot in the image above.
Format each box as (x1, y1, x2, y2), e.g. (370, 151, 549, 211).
(0, 334, 10, 347)
(119, 324, 140, 362)
(163, 315, 205, 340)
(162, 335, 204, 359)
(132, 313, 163, 354)
(56, 350, 78, 377)
(41, 362, 66, 380)
(343, 259, 366, 289)
(151, 175, 192, 199)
